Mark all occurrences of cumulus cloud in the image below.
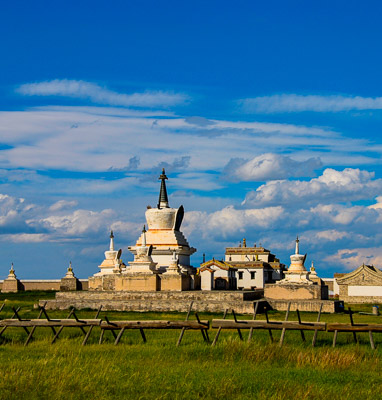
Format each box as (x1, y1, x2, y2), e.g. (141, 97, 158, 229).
(315, 230, 350, 242)
(16, 79, 189, 108)
(243, 168, 382, 208)
(0, 193, 140, 244)
(0, 194, 36, 234)
(223, 153, 322, 182)
(326, 247, 382, 270)
(38, 209, 117, 237)
(239, 94, 382, 113)
(183, 206, 284, 239)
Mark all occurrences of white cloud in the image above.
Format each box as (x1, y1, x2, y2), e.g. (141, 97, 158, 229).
(315, 230, 350, 241)
(0, 193, 140, 245)
(0, 234, 49, 243)
(223, 153, 322, 182)
(326, 247, 382, 270)
(239, 94, 382, 113)
(0, 107, 380, 178)
(49, 200, 78, 212)
(17, 79, 189, 108)
(243, 168, 382, 207)
(184, 206, 284, 239)
(38, 209, 116, 237)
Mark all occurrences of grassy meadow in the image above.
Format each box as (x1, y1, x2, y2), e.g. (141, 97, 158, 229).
(0, 292, 381, 399)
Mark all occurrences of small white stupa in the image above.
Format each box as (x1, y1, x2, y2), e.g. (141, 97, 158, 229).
(278, 237, 313, 285)
(7, 263, 17, 280)
(127, 226, 157, 273)
(2, 263, 21, 293)
(95, 231, 125, 275)
(165, 250, 181, 275)
(64, 261, 75, 278)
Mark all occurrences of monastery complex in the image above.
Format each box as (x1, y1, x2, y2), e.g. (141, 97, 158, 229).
(1, 169, 382, 311)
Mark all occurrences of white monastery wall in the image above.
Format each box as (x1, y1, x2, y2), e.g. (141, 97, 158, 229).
(237, 269, 264, 289)
(348, 286, 382, 297)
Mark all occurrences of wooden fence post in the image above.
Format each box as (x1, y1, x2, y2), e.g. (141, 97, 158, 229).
(348, 308, 357, 343)
(212, 309, 228, 346)
(0, 307, 20, 340)
(51, 308, 75, 344)
(24, 304, 45, 346)
(296, 309, 306, 342)
(232, 309, 243, 341)
(312, 303, 323, 347)
(176, 302, 194, 347)
(82, 306, 102, 346)
(279, 302, 291, 347)
(12, 307, 29, 335)
(264, 307, 273, 342)
(248, 301, 259, 342)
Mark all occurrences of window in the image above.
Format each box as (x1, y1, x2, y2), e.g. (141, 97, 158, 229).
(250, 271, 256, 280)
(238, 271, 243, 280)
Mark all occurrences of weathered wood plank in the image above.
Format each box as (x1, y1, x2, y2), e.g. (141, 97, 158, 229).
(0, 319, 102, 327)
(211, 320, 326, 331)
(101, 320, 209, 330)
(327, 323, 382, 332)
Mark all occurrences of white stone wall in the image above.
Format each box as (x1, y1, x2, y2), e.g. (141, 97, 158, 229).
(237, 269, 264, 289)
(333, 279, 339, 295)
(348, 285, 382, 296)
(200, 271, 213, 290)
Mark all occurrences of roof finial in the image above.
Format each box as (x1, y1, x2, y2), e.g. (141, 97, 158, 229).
(109, 230, 115, 251)
(142, 225, 147, 247)
(157, 168, 169, 209)
(9, 262, 15, 276)
(295, 235, 300, 255)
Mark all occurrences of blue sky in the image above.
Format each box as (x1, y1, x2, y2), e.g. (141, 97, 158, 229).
(1, 1, 382, 279)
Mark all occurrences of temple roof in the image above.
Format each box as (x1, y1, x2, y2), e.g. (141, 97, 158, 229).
(199, 259, 235, 271)
(336, 264, 382, 284)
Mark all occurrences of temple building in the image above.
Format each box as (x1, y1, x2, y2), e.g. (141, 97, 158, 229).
(199, 259, 237, 290)
(89, 169, 197, 291)
(224, 239, 284, 290)
(335, 264, 382, 303)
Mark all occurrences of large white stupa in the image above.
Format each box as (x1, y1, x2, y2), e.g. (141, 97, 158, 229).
(128, 168, 196, 274)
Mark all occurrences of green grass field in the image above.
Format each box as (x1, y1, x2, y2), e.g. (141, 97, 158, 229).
(0, 292, 381, 399)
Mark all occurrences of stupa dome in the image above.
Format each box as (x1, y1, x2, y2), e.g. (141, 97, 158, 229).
(144, 168, 184, 231)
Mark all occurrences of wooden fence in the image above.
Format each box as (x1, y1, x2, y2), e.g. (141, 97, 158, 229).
(0, 301, 380, 349)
